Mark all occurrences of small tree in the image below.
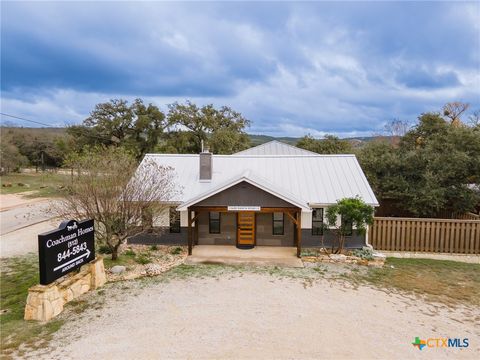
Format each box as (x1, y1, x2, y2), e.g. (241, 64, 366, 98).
(53, 147, 178, 260)
(325, 197, 374, 254)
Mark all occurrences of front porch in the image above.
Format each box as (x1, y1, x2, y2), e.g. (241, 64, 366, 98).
(185, 245, 304, 268)
(187, 206, 302, 257)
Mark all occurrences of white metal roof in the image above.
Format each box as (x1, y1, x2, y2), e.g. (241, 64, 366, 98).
(135, 153, 379, 208)
(235, 140, 317, 155)
(178, 170, 310, 211)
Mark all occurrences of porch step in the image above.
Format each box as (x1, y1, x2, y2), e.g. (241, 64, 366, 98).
(185, 245, 304, 268)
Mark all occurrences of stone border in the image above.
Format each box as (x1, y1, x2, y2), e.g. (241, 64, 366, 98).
(24, 257, 106, 321)
(302, 253, 386, 267)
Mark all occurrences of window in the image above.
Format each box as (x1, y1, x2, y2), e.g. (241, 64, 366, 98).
(272, 212, 284, 235)
(209, 212, 221, 234)
(342, 219, 353, 236)
(169, 208, 181, 233)
(312, 208, 323, 236)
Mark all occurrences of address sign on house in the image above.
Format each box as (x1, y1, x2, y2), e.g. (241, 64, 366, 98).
(227, 206, 261, 211)
(38, 219, 95, 285)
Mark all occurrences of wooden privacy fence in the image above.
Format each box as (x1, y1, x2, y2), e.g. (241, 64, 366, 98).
(369, 217, 480, 254)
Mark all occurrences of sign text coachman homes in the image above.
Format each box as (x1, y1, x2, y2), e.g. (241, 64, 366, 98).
(38, 219, 95, 285)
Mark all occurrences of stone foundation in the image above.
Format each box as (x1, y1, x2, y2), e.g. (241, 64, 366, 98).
(24, 257, 106, 321)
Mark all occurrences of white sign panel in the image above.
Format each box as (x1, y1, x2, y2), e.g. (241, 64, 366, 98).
(227, 206, 261, 211)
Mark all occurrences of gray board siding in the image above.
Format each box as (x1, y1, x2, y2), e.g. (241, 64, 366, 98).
(128, 227, 187, 246)
(302, 230, 366, 248)
(195, 181, 295, 208)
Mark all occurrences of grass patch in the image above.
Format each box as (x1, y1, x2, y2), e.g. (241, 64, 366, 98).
(349, 258, 480, 306)
(0, 172, 70, 198)
(0, 255, 64, 357)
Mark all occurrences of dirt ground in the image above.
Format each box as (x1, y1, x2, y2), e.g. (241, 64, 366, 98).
(36, 273, 479, 360)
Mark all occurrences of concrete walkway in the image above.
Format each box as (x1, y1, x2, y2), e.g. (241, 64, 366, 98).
(185, 245, 304, 267)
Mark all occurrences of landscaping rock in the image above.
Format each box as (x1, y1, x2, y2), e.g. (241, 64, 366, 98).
(329, 254, 346, 262)
(145, 264, 163, 276)
(110, 265, 126, 274)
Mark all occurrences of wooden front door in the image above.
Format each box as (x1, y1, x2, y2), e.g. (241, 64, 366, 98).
(237, 212, 255, 247)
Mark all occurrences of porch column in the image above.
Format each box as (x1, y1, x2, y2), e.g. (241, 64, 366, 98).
(187, 208, 192, 255)
(296, 211, 302, 258)
(194, 213, 199, 245)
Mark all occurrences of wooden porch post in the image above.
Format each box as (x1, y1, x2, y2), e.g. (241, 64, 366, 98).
(296, 210, 302, 258)
(187, 208, 192, 255)
(194, 213, 199, 245)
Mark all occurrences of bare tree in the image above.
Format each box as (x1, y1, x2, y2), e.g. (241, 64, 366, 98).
(382, 118, 410, 146)
(53, 147, 179, 260)
(443, 102, 470, 126)
(384, 118, 410, 137)
(468, 109, 480, 127)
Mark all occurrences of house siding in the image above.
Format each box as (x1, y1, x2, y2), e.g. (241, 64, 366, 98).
(195, 181, 294, 208)
(256, 213, 294, 246)
(128, 227, 188, 245)
(302, 230, 366, 248)
(197, 212, 236, 245)
(128, 227, 366, 249)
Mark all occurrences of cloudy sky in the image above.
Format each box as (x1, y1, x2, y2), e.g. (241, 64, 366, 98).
(1, 1, 479, 137)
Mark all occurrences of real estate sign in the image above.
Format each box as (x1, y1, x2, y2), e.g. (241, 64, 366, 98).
(38, 219, 95, 285)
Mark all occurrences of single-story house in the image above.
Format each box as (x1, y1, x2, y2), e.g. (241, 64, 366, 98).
(129, 140, 379, 257)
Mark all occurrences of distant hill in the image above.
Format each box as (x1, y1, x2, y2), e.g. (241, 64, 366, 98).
(0, 126, 385, 150)
(248, 134, 384, 148)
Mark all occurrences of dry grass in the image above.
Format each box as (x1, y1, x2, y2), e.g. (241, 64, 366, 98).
(0, 172, 70, 197)
(349, 258, 480, 306)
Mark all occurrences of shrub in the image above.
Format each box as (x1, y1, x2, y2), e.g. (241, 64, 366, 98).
(135, 254, 151, 265)
(170, 247, 183, 255)
(351, 248, 374, 260)
(124, 249, 136, 257)
(301, 248, 319, 257)
(98, 244, 112, 254)
(149, 245, 158, 251)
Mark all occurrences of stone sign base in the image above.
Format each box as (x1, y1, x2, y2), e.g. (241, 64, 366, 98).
(24, 257, 106, 321)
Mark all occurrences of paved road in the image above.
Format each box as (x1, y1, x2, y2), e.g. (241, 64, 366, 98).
(0, 200, 54, 235)
(0, 198, 57, 257)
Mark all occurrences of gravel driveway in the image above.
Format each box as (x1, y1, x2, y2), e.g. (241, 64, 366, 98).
(40, 272, 479, 360)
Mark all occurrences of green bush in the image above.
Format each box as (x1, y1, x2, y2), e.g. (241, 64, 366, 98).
(98, 245, 112, 254)
(170, 247, 182, 255)
(149, 245, 158, 251)
(351, 248, 374, 260)
(124, 249, 136, 257)
(301, 248, 320, 257)
(135, 254, 151, 265)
